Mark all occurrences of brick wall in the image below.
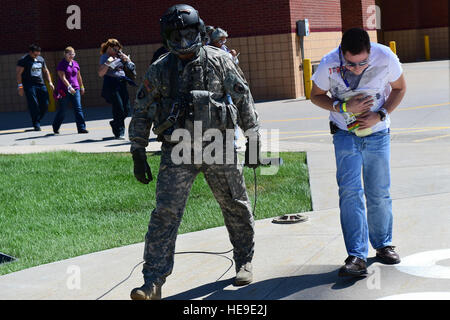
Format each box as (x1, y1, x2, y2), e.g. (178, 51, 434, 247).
(339, 0, 376, 32)
(1, 0, 295, 54)
(1, 0, 40, 54)
(3, 0, 382, 54)
(290, 0, 342, 32)
(379, 0, 448, 31)
(0, 0, 382, 113)
(376, 0, 449, 61)
(340, 0, 364, 31)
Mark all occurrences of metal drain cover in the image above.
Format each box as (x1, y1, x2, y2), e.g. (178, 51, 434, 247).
(0, 252, 16, 264)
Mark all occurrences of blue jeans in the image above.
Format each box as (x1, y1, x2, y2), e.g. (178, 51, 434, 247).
(24, 84, 49, 128)
(333, 128, 393, 261)
(52, 90, 86, 131)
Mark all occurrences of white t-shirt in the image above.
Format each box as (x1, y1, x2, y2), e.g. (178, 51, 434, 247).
(311, 42, 403, 132)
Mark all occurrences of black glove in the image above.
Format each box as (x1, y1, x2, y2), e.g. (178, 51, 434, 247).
(244, 136, 262, 168)
(132, 149, 153, 184)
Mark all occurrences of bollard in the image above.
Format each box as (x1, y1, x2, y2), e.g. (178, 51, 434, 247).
(46, 73, 56, 112)
(389, 41, 397, 55)
(303, 58, 312, 99)
(424, 35, 430, 61)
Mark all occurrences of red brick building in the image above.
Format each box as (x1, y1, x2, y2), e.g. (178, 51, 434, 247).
(0, 0, 447, 112)
(376, 0, 449, 62)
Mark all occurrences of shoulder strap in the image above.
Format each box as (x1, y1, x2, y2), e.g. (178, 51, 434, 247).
(168, 52, 180, 99)
(200, 46, 209, 90)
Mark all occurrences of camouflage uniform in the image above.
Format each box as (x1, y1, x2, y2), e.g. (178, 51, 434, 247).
(129, 45, 260, 286)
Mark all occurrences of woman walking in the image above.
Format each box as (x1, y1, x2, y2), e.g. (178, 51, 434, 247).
(52, 46, 88, 134)
(98, 39, 136, 139)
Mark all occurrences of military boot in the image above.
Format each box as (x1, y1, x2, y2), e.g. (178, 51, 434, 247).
(130, 283, 162, 300)
(235, 262, 253, 286)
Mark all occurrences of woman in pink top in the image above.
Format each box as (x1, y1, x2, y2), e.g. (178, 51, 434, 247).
(52, 47, 88, 134)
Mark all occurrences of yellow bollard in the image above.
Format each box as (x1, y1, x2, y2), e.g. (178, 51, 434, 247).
(389, 41, 397, 54)
(424, 35, 430, 61)
(45, 73, 56, 112)
(46, 82, 56, 112)
(303, 58, 312, 99)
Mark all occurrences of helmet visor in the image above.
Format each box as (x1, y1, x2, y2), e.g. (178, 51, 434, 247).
(167, 27, 201, 54)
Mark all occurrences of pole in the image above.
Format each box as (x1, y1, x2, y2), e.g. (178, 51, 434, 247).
(389, 41, 397, 54)
(303, 58, 312, 99)
(424, 35, 431, 61)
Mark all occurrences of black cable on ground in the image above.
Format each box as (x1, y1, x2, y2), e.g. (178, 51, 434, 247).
(95, 249, 234, 300)
(96, 168, 259, 300)
(96, 260, 144, 300)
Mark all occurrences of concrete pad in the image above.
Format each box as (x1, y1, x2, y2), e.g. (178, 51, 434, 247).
(1, 192, 448, 300)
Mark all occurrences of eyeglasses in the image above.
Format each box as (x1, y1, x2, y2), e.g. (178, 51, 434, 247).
(66, 52, 76, 57)
(218, 38, 227, 45)
(344, 59, 369, 68)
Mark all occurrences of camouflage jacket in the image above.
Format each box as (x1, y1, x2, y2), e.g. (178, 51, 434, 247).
(128, 45, 260, 152)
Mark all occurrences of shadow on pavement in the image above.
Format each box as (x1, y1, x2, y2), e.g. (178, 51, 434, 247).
(102, 138, 157, 147)
(0, 129, 37, 136)
(14, 133, 56, 141)
(0, 106, 116, 131)
(164, 265, 368, 300)
(105, 142, 131, 147)
(72, 137, 117, 144)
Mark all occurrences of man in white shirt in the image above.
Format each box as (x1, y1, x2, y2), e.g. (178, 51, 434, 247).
(310, 28, 406, 277)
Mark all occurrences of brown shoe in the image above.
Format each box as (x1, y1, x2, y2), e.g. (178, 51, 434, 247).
(338, 256, 367, 277)
(376, 246, 401, 264)
(130, 283, 161, 300)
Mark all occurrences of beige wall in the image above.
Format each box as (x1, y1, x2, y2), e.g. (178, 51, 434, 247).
(292, 31, 344, 98)
(227, 31, 346, 100)
(382, 27, 449, 62)
(227, 33, 298, 101)
(0, 31, 378, 112)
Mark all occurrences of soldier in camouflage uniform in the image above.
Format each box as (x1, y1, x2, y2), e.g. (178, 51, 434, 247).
(129, 4, 262, 300)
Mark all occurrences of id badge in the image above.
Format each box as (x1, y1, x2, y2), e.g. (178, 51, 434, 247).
(342, 113, 359, 132)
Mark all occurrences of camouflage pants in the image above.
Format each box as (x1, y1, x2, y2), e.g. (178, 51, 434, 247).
(142, 144, 255, 286)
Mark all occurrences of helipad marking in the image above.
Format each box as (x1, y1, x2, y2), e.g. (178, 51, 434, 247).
(395, 249, 450, 279)
(378, 292, 450, 300)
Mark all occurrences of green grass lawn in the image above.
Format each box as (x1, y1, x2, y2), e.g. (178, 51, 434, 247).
(0, 151, 311, 275)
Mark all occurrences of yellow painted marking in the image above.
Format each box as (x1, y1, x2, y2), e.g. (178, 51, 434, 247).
(391, 128, 448, 135)
(276, 130, 329, 134)
(396, 102, 450, 111)
(270, 126, 450, 142)
(391, 126, 450, 130)
(269, 133, 330, 141)
(261, 116, 327, 123)
(414, 133, 450, 143)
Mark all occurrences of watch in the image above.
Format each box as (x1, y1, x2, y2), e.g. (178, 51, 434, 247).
(377, 108, 388, 121)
